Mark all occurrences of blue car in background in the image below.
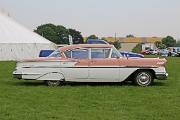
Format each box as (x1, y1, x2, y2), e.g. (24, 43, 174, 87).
(87, 39, 110, 44)
(87, 39, 144, 58)
(120, 51, 144, 58)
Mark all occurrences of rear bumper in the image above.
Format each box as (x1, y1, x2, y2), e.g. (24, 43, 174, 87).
(13, 70, 22, 79)
(156, 73, 168, 80)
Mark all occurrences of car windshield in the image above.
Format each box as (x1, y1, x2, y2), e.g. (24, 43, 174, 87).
(111, 46, 122, 58)
(48, 50, 61, 57)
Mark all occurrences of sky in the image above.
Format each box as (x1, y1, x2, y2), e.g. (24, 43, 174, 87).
(0, 0, 180, 39)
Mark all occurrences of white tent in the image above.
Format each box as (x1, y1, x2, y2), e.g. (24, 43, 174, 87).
(0, 12, 57, 61)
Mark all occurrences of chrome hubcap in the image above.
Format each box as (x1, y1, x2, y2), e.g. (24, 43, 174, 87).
(48, 81, 59, 85)
(137, 72, 151, 85)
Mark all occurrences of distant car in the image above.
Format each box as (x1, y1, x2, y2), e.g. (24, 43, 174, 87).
(158, 49, 178, 57)
(39, 50, 54, 57)
(120, 51, 144, 58)
(150, 50, 158, 55)
(159, 49, 169, 57)
(169, 51, 178, 57)
(141, 49, 158, 55)
(177, 51, 180, 57)
(141, 50, 150, 55)
(87, 39, 109, 44)
(13, 44, 168, 87)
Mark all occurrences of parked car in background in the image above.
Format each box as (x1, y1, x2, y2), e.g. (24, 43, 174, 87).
(150, 50, 158, 55)
(141, 49, 158, 55)
(141, 50, 150, 55)
(167, 47, 180, 57)
(120, 51, 144, 58)
(158, 49, 177, 57)
(87, 39, 109, 44)
(177, 51, 180, 57)
(168, 51, 178, 57)
(159, 49, 169, 57)
(39, 50, 54, 57)
(13, 44, 168, 87)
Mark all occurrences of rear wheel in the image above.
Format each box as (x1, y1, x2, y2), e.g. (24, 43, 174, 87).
(134, 71, 154, 87)
(45, 80, 62, 87)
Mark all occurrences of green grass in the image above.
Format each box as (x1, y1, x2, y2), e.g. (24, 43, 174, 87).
(0, 57, 180, 120)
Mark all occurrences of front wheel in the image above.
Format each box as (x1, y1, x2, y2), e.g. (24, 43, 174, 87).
(45, 80, 62, 87)
(134, 71, 154, 87)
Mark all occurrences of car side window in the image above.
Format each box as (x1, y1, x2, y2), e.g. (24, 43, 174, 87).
(91, 48, 110, 59)
(64, 49, 89, 59)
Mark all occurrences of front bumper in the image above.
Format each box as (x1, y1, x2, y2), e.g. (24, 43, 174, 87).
(156, 73, 168, 80)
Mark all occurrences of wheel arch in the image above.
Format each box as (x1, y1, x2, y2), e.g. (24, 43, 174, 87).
(125, 68, 156, 81)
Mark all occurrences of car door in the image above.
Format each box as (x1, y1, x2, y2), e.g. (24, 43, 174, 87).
(88, 48, 120, 82)
(62, 48, 89, 81)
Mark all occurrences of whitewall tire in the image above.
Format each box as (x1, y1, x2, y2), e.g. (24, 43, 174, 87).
(45, 80, 62, 87)
(134, 71, 154, 87)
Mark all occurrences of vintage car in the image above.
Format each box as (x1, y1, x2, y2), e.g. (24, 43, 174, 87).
(13, 44, 168, 87)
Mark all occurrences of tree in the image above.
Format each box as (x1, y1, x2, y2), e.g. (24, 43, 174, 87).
(34, 24, 69, 44)
(162, 36, 176, 47)
(87, 35, 98, 40)
(158, 43, 166, 49)
(101, 37, 109, 43)
(112, 41, 121, 50)
(101, 37, 107, 41)
(132, 43, 142, 53)
(68, 29, 84, 44)
(175, 41, 180, 47)
(155, 41, 166, 49)
(126, 34, 135, 38)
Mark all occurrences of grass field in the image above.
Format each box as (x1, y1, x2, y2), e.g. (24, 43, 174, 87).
(0, 56, 180, 120)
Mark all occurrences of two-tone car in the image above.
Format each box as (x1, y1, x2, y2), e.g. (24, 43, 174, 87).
(13, 44, 168, 87)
